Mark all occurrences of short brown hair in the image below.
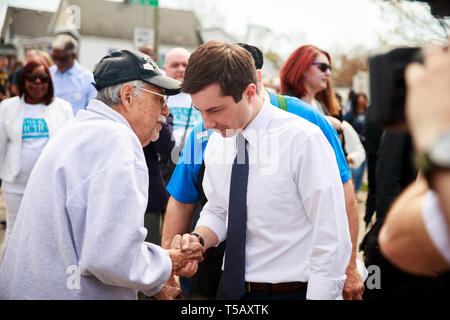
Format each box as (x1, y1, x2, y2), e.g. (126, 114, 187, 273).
(181, 41, 258, 103)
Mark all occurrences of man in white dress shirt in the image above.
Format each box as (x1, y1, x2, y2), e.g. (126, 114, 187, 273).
(175, 41, 352, 300)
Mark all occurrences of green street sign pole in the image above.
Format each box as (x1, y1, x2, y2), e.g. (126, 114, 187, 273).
(154, 4, 159, 56)
(130, 0, 159, 55)
(130, 0, 158, 6)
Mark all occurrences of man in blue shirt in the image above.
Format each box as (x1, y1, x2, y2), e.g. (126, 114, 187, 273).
(50, 34, 97, 115)
(161, 44, 363, 300)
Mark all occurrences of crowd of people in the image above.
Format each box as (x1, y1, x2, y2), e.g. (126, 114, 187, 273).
(0, 32, 448, 300)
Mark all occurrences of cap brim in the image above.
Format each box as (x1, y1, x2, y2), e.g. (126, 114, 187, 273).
(143, 75, 181, 96)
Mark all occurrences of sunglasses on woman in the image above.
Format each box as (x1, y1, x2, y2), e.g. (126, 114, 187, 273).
(24, 73, 50, 83)
(312, 62, 332, 72)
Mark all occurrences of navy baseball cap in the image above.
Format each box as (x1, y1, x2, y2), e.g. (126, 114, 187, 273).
(93, 49, 181, 95)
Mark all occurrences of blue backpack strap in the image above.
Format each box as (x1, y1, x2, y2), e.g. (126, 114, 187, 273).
(275, 93, 288, 111)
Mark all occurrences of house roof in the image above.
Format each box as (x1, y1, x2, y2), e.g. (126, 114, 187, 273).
(49, 0, 201, 47)
(1, 6, 54, 39)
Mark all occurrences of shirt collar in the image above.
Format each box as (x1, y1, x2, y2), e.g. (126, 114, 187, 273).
(85, 99, 132, 131)
(241, 97, 272, 147)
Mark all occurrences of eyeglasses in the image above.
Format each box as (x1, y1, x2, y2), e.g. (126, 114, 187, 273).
(135, 87, 169, 106)
(24, 73, 50, 83)
(51, 54, 71, 62)
(312, 62, 332, 72)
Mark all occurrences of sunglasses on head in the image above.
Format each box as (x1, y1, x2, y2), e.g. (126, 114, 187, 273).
(312, 62, 332, 72)
(24, 73, 50, 83)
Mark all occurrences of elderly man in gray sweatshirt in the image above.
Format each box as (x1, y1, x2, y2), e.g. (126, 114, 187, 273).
(0, 50, 204, 300)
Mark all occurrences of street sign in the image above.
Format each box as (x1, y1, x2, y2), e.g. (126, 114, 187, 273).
(134, 27, 155, 48)
(129, 0, 158, 6)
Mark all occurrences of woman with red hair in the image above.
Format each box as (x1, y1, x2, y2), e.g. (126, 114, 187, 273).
(0, 60, 73, 261)
(280, 45, 367, 189)
(280, 45, 341, 118)
(280, 45, 368, 300)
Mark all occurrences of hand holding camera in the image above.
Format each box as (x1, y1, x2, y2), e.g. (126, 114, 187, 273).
(405, 42, 450, 153)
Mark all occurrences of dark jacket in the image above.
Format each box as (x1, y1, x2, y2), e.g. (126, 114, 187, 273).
(363, 120, 383, 224)
(362, 131, 450, 300)
(375, 131, 417, 221)
(143, 113, 175, 212)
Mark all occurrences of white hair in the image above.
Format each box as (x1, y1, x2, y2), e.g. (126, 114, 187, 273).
(52, 34, 78, 54)
(96, 80, 148, 107)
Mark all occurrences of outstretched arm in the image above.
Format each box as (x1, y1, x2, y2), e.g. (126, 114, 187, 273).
(379, 178, 449, 275)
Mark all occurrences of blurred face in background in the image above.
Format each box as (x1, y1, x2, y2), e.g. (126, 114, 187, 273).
(0, 57, 8, 70)
(139, 45, 158, 62)
(25, 48, 38, 63)
(163, 48, 190, 81)
(303, 52, 331, 97)
(358, 94, 368, 108)
(52, 49, 76, 73)
(24, 65, 50, 104)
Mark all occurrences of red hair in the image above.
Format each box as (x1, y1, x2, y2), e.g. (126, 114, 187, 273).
(280, 45, 341, 116)
(18, 60, 54, 105)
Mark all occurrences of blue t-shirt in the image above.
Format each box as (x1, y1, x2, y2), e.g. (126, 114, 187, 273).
(167, 91, 351, 204)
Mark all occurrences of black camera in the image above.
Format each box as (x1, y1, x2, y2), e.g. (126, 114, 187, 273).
(367, 47, 422, 130)
(367, 0, 448, 130)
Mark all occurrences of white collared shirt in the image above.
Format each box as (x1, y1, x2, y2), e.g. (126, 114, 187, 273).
(196, 99, 352, 300)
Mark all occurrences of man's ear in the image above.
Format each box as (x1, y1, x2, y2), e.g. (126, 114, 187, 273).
(120, 84, 134, 111)
(245, 83, 257, 103)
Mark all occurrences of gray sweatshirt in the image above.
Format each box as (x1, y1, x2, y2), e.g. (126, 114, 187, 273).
(0, 99, 172, 299)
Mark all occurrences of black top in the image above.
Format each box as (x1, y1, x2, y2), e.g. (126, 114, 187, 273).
(142, 113, 175, 212)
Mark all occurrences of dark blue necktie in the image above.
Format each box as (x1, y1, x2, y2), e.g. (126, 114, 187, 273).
(217, 133, 249, 300)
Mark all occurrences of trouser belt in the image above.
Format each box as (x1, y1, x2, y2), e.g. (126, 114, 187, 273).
(245, 281, 308, 292)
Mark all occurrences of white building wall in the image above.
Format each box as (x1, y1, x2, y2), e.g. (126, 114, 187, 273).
(78, 35, 197, 71)
(352, 71, 370, 99)
(78, 36, 134, 71)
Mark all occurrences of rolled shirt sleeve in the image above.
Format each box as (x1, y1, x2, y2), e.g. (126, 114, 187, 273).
(295, 132, 352, 300)
(194, 161, 228, 245)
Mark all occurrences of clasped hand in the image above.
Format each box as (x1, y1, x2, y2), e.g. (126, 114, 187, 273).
(154, 234, 205, 300)
(168, 233, 205, 276)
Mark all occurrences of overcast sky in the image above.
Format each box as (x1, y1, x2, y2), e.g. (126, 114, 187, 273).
(6, 0, 449, 58)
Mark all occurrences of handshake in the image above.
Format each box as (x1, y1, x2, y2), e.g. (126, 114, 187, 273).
(155, 233, 206, 300)
(168, 233, 205, 275)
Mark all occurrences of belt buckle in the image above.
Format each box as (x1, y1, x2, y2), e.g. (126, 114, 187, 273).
(246, 282, 251, 292)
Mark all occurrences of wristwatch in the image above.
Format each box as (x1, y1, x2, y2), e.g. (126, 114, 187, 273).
(415, 131, 450, 188)
(190, 232, 205, 247)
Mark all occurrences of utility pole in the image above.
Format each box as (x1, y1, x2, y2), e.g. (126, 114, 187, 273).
(153, 3, 159, 55)
(129, 0, 159, 54)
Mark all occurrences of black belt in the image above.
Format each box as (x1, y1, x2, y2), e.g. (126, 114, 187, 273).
(245, 281, 308, 292)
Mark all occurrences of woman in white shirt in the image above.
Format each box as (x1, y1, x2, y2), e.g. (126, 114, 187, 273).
(0, 60, 73, 261)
